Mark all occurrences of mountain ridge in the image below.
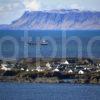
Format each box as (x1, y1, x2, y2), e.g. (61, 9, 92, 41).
(0, 9, 100, 30)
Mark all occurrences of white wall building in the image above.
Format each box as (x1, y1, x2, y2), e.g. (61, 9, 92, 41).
(78, 70, 84, 75)
(46, 62, 52, 70)
(36, 66, 44, 72)
(53, 68, 59, 72)
(62, 60, 69, 65)
(68, 69, 73, 73)
(21, 68, 24, 71)
(1, 64, 11, 71)
(26, 69, 29, 72)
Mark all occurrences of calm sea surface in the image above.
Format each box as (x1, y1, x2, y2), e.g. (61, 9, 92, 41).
(0, 30, 100, 59)
(0, 83, 100, 100)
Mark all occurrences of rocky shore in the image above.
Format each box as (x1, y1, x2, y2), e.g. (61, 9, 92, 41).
(0, 70, 100, 84)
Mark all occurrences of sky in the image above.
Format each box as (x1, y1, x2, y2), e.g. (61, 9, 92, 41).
(0, 0, 100, 24)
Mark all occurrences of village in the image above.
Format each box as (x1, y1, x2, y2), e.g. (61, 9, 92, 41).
(0, 58, 100, 84)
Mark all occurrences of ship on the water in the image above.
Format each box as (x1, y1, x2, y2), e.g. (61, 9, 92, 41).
(28, 39, 48, 46)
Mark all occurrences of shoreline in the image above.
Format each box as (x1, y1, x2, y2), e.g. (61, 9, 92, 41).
(0, 72, 100, 84)
(0, 57, 100, 84)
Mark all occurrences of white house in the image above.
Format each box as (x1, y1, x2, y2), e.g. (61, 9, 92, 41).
(78, 70, 84, 75)
(26, 69, 29, 72)
(53, 68, 59, 72)
(46, 62, 52, 70)
(68, 69, 73, 73)
(1, 64, 11, 71)
(84, 67, 87, 70)
(31, 69, 34, 72)
(62, 60, 69, 65)
(21, 68, 24, 71)
(36, 66, 44, 72)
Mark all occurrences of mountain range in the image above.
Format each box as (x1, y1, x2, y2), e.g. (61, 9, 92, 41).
(0, 9, 100, 30)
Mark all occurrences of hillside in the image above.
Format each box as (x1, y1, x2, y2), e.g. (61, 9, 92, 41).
(1, 9, 100, 30)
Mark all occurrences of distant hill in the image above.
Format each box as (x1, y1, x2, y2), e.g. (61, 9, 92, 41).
(0, 9, 100, 30)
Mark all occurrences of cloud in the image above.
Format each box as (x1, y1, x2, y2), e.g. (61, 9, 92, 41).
(0, 1, 24, 24)
(70, 3, 84, 10)
(0, 1, 23, 12)
(22, 0, 41, 11)
(0, 6, 3, 12)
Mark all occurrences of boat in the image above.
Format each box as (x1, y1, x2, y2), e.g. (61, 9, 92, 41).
(27, 39, 48, 45)
(40, 40, 48, 45)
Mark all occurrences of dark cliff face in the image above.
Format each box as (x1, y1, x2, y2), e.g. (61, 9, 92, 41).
(1, 9, 100, 30)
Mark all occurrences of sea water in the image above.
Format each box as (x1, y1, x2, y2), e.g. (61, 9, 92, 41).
(0, 30, 100, 59)
(0, 83, 100, 100)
